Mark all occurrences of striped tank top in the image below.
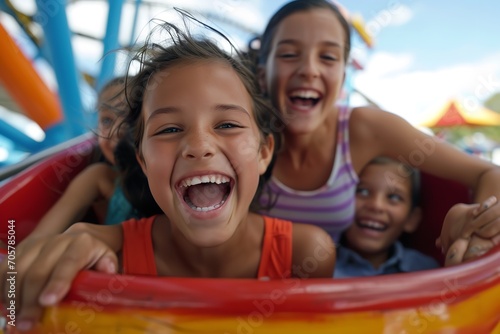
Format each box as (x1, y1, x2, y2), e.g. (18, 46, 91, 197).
(260, 105, 358, 242)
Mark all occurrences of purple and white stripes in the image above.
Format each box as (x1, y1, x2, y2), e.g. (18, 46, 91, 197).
(260, 106, 358, 242)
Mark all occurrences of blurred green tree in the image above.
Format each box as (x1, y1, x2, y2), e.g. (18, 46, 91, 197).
(484, 92, 500, 113)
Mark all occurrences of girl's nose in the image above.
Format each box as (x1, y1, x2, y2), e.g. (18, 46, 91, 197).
(181, 130, 216, 159)
(297, 55, 320, 79)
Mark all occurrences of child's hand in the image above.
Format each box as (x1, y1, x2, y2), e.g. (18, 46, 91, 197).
(437, 203, 475, 255)
(461, 234, 498, 263)
(0, 224, 118, 331)
(439, 196, 499, 266)
(462, 196, 500, 239)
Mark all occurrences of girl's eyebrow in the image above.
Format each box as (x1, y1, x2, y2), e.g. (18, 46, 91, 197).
(215, 104, 251, 119)
(147, 107, 180, 123)
(147, 104, 251, 123)
(277, 39, 342, 49)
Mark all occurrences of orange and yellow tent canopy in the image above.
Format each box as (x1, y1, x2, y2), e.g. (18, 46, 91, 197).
(420, 99, 500, 127)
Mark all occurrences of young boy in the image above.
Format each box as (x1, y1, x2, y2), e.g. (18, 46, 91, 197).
(334, 157, 439, 278)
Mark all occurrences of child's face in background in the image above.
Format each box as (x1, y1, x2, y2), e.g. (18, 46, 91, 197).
(97, 84, 126, 165)
(138, 60, 273, 247)
(261, 9, 346, 135)
(345, 162, 419, 259)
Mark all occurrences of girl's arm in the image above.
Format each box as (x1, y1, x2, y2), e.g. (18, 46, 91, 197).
(291, 224, 336, 278)
(0, 223, 122, 330)
(28, 163, 116, 239)
(350, 107, 500, 192)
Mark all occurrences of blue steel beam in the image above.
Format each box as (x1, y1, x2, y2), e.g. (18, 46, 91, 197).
(96, 0, 124, 91)
(128, 0, 142, 46)
(0, 118, 41, 152)
(34, 0, 86, 138)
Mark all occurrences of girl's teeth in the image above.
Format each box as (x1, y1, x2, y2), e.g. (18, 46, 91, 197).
(185, 199, 226, 212)
(181, 174, 230, 187)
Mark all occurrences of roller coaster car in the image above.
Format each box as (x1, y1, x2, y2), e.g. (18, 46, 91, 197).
(1, 134, 499, 333)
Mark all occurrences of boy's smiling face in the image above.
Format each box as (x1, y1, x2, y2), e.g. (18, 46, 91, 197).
(345, 162, 421, 263)
(139, 60, 273, 247)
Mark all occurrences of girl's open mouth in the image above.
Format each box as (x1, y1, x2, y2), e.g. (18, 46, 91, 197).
(178, 174, 233, 212)
(288, 89, 321, 109)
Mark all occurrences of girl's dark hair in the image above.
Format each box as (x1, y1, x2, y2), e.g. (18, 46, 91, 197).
(114, 133, 163, 216)
(258, 0, 352, 66)
(123, 11, 285, 212)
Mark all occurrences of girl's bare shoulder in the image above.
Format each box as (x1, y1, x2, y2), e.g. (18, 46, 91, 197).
(350, 106, 419, 145)
(291, 223, 335, 278)
(350, 105, 401, 126)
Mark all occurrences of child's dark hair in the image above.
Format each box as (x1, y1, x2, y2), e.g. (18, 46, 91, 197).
(369, 157, 421, 209)
(114, 133, 163, 216)
(258, 0, 352, 66)
(123, 12, 285, 211)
